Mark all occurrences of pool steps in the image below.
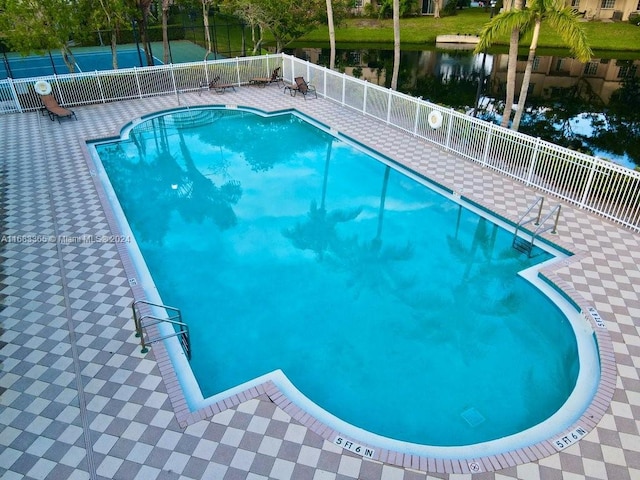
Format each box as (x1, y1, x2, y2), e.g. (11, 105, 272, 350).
(131, 299, 192, 360)
(513, 196, 562, 256)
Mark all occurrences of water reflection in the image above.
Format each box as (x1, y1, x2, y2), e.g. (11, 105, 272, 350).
(290, 47, 640, 169)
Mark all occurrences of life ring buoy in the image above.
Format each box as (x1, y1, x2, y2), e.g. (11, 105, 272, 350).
(34, 80, 52, 95)
(428, 110, 443, 129)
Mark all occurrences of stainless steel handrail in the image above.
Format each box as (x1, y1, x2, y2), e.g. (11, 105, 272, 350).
(132, 300, 191, 360)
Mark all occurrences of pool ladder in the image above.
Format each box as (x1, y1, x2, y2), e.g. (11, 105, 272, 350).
(512, 197, 561, 257)
(132, 300, 191, 360)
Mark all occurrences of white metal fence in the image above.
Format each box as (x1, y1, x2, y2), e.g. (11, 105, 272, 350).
(1, 52, 638, 232)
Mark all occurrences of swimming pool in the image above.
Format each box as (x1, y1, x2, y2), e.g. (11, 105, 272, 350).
(90, 106, 600, 457)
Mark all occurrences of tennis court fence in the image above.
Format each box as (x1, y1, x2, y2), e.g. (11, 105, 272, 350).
(1, 52, 638, 232)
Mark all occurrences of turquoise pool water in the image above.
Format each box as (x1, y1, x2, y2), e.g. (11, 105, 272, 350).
(94, 107, 587, 448)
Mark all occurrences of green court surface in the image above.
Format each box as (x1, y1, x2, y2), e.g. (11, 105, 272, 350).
(1, 41, 224, 79)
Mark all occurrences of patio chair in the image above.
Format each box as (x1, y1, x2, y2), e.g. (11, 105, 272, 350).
(250, 67, 283, 88)
(201, 76, 236, 94)
(284, 77, 317, 100)
(39, 94, 77, 123)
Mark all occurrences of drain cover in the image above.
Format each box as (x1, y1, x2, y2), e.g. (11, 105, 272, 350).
(461, 407, 485, 427)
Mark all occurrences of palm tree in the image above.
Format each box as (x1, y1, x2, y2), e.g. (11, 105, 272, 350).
(476, 0, 592, 131)
(511, 0, 592, 130)
(477, 0, 523, 128)
(161, 0, 171, 64)
(135, 0, 155, 66)
(390, 0, 400, 90)
(326, 0, 336, 70)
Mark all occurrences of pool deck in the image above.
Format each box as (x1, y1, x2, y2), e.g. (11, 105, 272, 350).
(1, 85, 639, 480)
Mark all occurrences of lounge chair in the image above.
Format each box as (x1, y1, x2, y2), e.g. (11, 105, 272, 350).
(284, 77, 317, 100)
(250, 67, 283, 88)
(201, 76, 236, 94)
(39, 94, 77, 123)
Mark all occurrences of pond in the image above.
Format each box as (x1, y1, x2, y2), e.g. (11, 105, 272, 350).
(287, 46, 640, 170)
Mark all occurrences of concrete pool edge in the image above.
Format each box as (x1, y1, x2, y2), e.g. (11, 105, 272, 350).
(81, 105, 617, 474)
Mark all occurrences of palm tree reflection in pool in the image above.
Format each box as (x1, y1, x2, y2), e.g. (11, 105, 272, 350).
(283, 138, 362, 261)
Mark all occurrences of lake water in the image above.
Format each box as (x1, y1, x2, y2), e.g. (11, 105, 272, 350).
(288, 47, 640, 170)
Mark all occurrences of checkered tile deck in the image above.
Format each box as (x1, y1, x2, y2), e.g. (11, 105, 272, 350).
(1, 85, 639, 480)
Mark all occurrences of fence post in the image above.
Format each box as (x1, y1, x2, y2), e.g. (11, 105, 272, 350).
(52, 75, 65, 105)
(413, 100, 421, 135)
(7, 78, 22, 113)
(236, 57, 241, 85)
(203, 60, 210, 85)
(134, 67, 142, 98)
(579, 157, 600, 209)
(95, 71, 106, 104)
(170, 64, 178, 96)
(386, 91, 392, 124)
(445, 108, 454, 151)
(525, 137, 542, 186)
(323, 68, 326, 98)
(363, 81, 368, 116)
(291, 55, 296, 84)
(342, 74, 346, 106)
(482, 124, 493, 167)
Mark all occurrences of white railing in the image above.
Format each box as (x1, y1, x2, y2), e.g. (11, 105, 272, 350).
(1, 53, 638, 232)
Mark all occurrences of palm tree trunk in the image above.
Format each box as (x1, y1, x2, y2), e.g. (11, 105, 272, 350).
(512, 19, 541, 131)
(138, 0, 154, 66)
(501, 0, 523, 128)
(162, 0, 170, 64)
(326, 0, 336, 70)
(111, 28, 118, 69)
(391, 0, 400, 90)
(501, 28, 519, 128)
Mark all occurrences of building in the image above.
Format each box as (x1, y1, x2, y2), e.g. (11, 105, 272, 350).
(353, 0, 640, 20)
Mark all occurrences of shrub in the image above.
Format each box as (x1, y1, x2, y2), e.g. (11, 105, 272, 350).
(377, 0, 418, 18)
(363, 2, 378, 17)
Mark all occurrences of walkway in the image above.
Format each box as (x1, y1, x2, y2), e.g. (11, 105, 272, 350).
(1, 85, 639, 480)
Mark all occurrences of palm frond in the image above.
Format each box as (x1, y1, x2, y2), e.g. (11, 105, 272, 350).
(474, 10, 535, 53)
(546, 9, 593, 61)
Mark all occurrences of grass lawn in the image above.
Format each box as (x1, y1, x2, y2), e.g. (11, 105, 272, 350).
(295, 9, 640, 55)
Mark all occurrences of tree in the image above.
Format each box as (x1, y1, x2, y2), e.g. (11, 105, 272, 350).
(161, 0, 171, 64)
(326, 0, 336, 69)
(134, 0, 155, 66)
(0, 0, 81, 73)
(391, 0, 400, 90)
(200, 0, 217, 59)
(223, 0, 266, 54)
(433, 0, 443, 18)
(261, 0, 325, 52)
(84, 0, 135, 69)
(476, 0, 523, 128)
(476, 0, 592, 131)
(511, 0, 591, 130)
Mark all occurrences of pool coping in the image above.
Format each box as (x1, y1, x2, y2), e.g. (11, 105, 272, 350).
(80, 105, 617, 475)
